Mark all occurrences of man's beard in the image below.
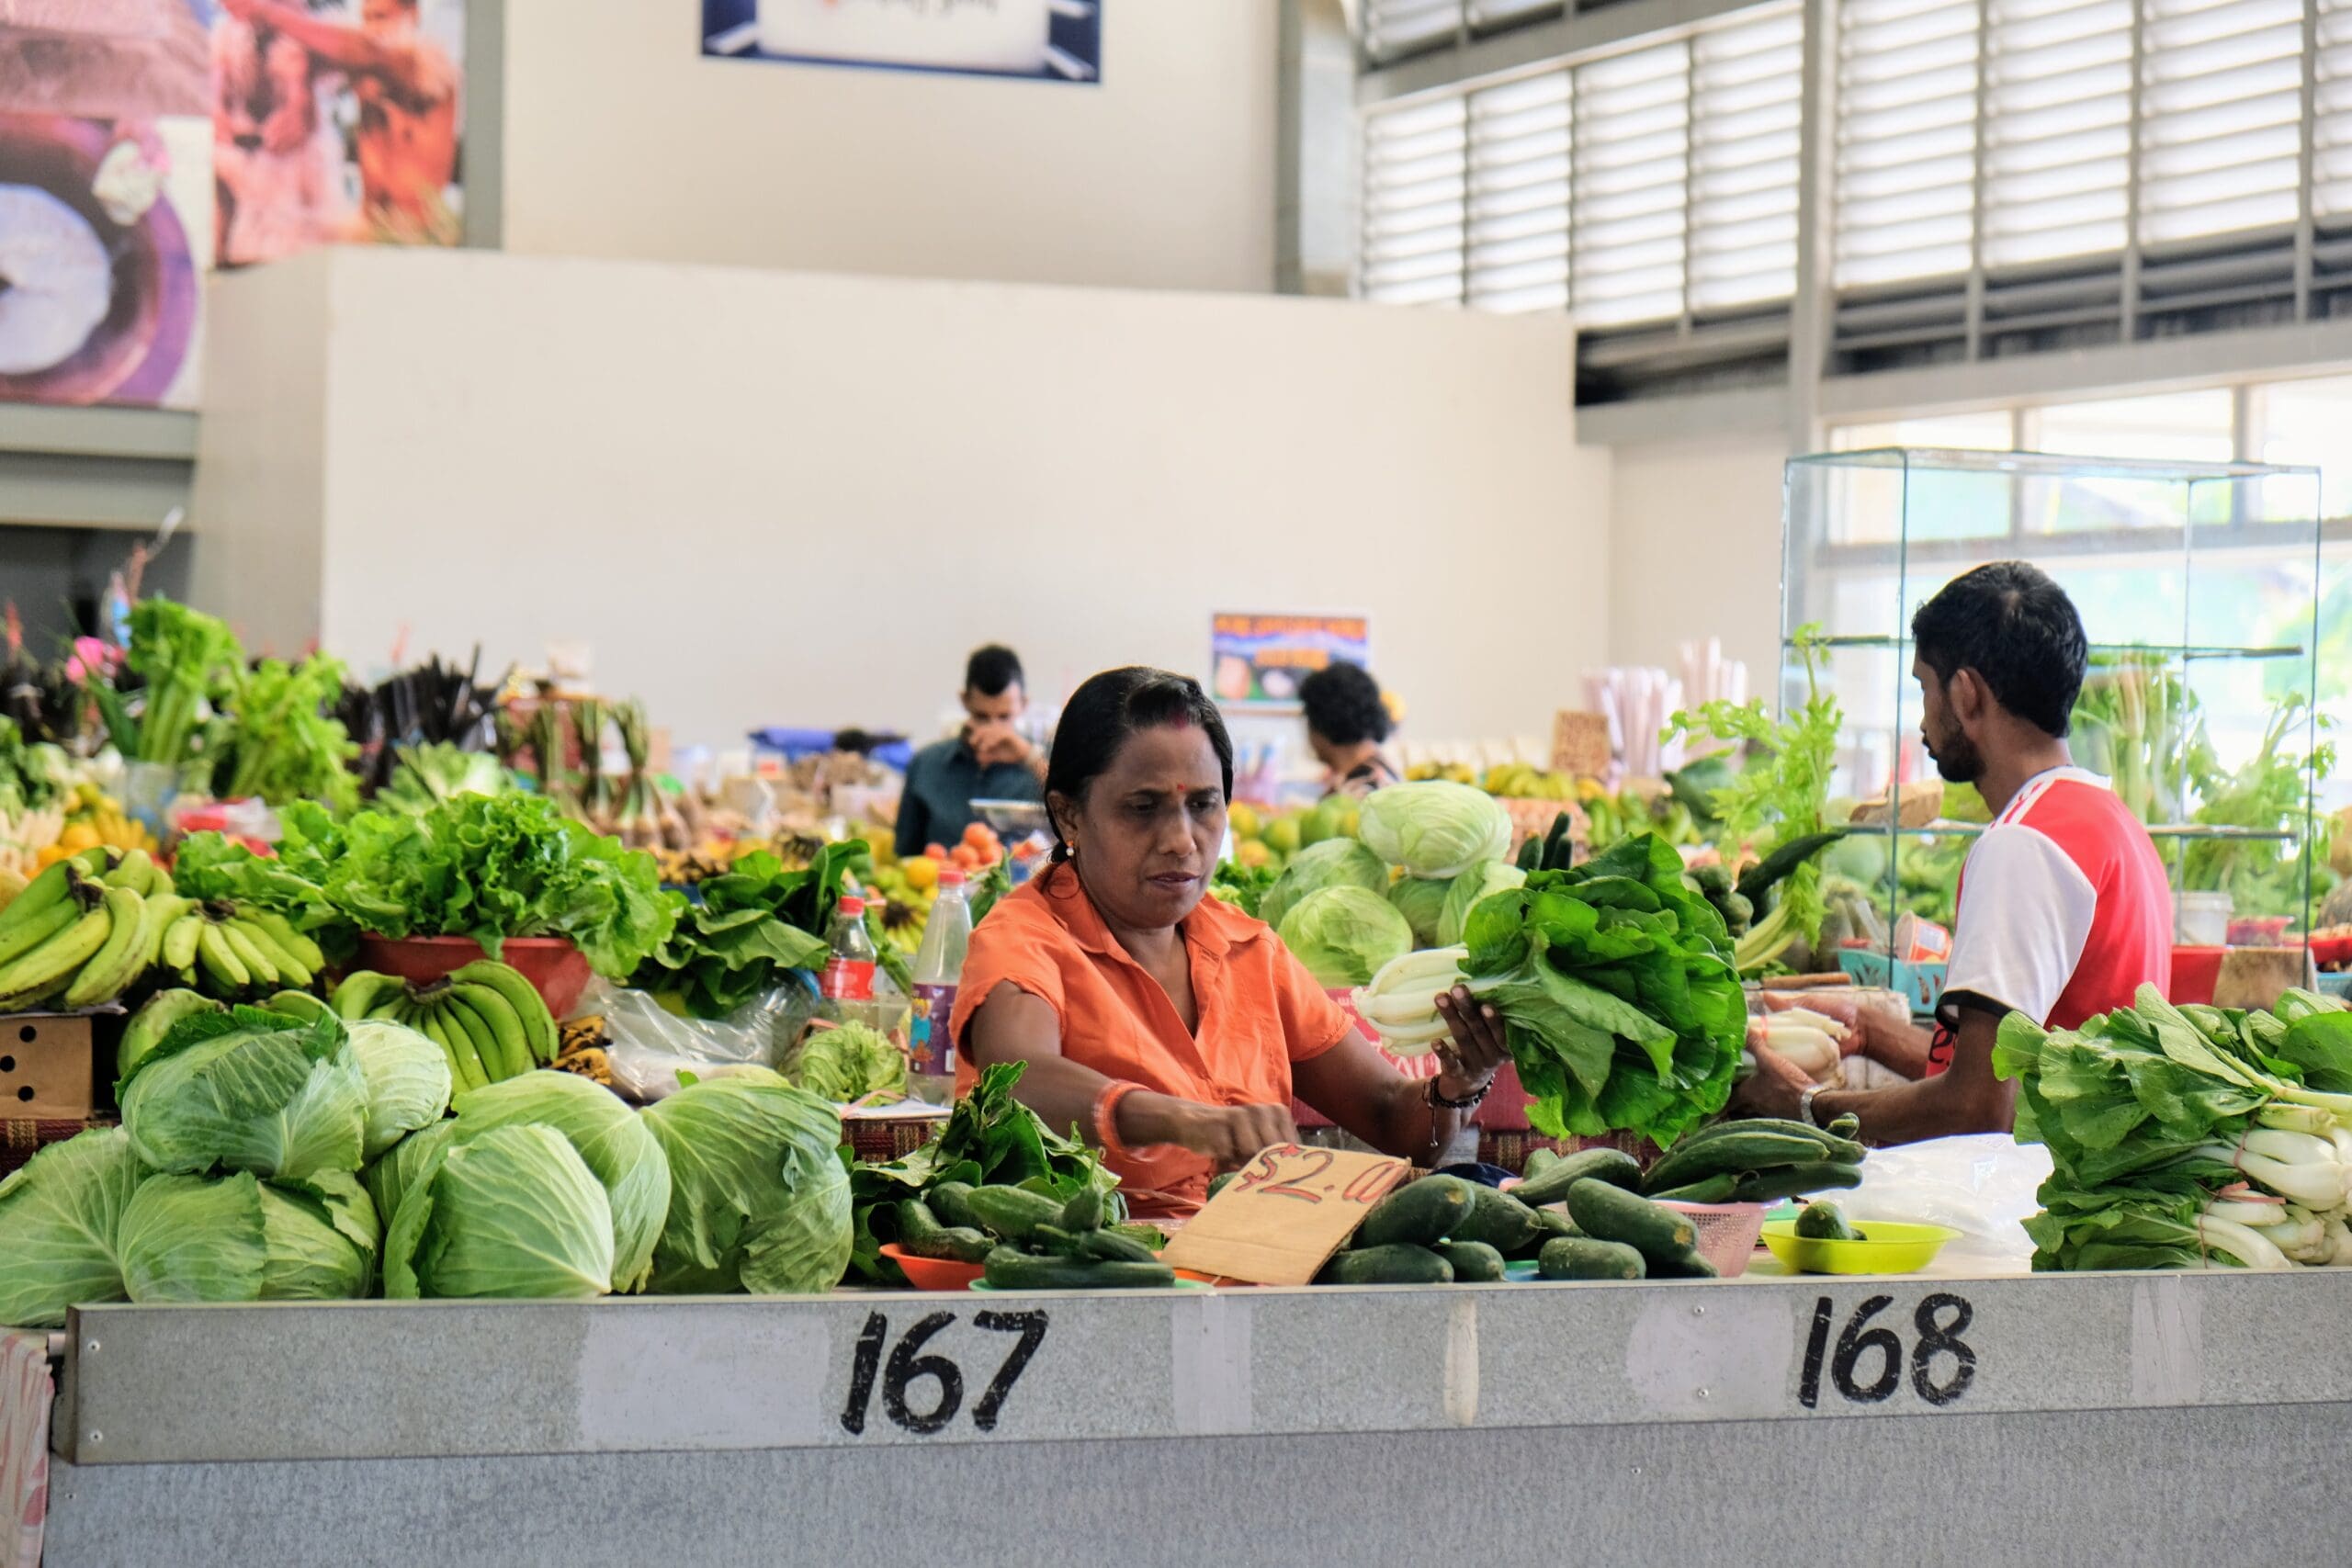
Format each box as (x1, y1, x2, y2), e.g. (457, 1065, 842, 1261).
(1927, 727, 1984, 785)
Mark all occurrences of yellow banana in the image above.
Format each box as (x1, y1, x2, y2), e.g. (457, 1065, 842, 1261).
(215, 922, 278, 987)
(197, 921, 250, 995)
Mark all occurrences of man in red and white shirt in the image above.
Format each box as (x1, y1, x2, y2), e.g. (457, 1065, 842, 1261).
(1735, 561, 2171, 1145)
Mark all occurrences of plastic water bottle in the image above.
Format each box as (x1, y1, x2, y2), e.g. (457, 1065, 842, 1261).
(907, 869, 971, 1104)
(819, 896, 878, 1020)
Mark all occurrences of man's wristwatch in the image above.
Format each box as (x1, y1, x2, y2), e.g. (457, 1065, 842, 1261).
(1797, 1086, 1822, 1128)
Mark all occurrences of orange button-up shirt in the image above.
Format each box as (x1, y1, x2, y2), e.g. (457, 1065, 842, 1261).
(948, 870, 1351, 1216)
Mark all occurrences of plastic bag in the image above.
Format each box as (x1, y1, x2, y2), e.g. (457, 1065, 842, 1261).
(1837, 1133, 2052, 1272)
(598, 974, 820, 1102)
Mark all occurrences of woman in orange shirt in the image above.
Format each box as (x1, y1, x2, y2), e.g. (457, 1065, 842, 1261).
(949, 667, 1510, 1218)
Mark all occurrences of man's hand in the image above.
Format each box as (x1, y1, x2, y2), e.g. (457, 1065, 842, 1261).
(1727, 1042, 1814, 1121)
(967, 721, 1032, 770)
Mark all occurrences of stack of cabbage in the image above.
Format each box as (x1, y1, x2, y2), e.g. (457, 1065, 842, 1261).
(0, 1008, 852, 1328)
(1261, 781, 1521, 996)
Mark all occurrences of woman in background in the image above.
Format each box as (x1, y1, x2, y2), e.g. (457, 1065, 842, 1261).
(1298, 660, 1399, 797)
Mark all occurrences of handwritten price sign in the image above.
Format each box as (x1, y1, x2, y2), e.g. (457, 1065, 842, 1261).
(1159, 1144, 1408, 1285)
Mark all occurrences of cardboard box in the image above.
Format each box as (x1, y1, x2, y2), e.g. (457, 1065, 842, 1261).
(0, 1013, 99, 1119)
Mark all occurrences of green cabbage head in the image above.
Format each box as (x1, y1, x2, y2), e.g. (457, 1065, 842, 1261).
(1438, 860, 1527, 947)
(363, 1120, 455, 1225)
(1358, 781, 1512, 879)
(439, 1073, 671, 1292)
(118, 1169, 377, 1303)
(640, 1066, 852, 1295)
(1260, 837, 1388, 931)
(1386, 875, 1452, 948)
(120, 1007, 368, 1180)
(1279, 885, 1415, 988)
(0, 1128, 147, 1328)
(792, 1021, 907, 1104)
(347, 1018, 453, 1160)
(383, 1123, 616, 1299)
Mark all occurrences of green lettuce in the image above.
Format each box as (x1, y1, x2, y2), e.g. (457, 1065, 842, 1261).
(120, 1008, 368, 1180)
(0, 1128, 147, 1328)
(383, 1123, 616, 1299)
(286, 793, 675, 978)
(631, 845, 861, 1017)
(1461, 833, 1745, 1149)
(792, 1021, 908, 1104)
(640, 1066, 852, 1295)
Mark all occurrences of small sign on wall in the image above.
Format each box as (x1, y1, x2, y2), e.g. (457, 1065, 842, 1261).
(702, 0, 1102, 83)
(1211, 613, 1372, 707)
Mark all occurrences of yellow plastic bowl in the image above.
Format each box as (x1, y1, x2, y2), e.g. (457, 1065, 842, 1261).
(1759, 1219, 1962, 1276)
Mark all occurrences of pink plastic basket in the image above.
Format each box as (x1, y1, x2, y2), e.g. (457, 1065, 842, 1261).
(1656, 1201, 1766, 1278)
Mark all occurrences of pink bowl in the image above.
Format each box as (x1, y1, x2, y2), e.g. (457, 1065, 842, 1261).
(353, 935, 593, 1019)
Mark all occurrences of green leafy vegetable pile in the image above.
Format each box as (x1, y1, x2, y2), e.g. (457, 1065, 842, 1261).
(847, 1061, 1122, 1283)
(93, 598, 244, 769)
(1208, 858, 1281, 920)
(1996, 986, 2352, 1270)
(0, 716, 67, 819)
(195, 653, 361, 812)
(373, 741, 513, 814)
(1460, 833, 1747, 1150)
(632, 843, 865, 1017)
(790, 1021, 908, 1104)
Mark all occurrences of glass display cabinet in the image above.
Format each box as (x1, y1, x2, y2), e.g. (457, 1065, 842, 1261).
(1780, 448, 2326, 973)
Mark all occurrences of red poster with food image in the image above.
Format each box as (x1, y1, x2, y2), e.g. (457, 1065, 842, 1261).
(0, 0, 465, 411)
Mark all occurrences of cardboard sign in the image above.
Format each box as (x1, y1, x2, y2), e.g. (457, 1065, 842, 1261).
(1159, 1144, 1408, 1286)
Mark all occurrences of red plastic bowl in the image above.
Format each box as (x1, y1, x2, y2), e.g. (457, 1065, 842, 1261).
(2171, 945, 2225, 1006)
(353, 935, 593, 1018)
(880, 1243, 986, 1292)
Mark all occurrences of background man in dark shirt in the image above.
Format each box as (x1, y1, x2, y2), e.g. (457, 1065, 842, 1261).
(895, 645, 1047, 857)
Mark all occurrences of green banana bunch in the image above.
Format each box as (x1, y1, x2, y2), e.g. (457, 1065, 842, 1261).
(0, 851, 202, 1015)
(165, 899, 330, 1000)
(329, 960, 559, 1092)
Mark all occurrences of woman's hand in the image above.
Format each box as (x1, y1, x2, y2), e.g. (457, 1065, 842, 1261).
(1139, 1099, 1298, 1171)
(1431, 985, 1510, 1098)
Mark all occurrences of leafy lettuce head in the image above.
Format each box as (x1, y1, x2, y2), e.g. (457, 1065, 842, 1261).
(641, 1066, 851, 1295)
(792, 1021, 907, 1105)
(1279, 885, 1416, 988)
(1359, 781, 1513, 880)
(120, 1007, 368, 1181)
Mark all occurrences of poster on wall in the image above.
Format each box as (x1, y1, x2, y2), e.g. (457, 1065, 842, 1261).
(1212, 614, 1372, 708)
(702, 0, 1102, 84)
(0, 0, 465, 412)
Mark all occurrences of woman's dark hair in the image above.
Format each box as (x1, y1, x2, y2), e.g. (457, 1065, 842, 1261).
(1297, 660, 1392, 747)
(1043, 667, 1233, 862)
(1911, 560, 2087, 738)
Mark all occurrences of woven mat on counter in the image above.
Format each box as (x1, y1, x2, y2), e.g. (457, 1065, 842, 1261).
(0, 1118, 113, 1179)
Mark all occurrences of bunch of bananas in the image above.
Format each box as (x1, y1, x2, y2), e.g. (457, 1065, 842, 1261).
(158, 897, 326, 1000)
(329, 961, 559, 1091)
(1481, 762, 1579, 801)
(0, 848, 185, 1014)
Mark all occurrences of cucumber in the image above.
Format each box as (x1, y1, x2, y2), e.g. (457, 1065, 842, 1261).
(1079, 1228, 1159, 1264)
(1537, 1236, 1645, 1281)
(896, 1199, 948, 1247)
(1647, 1173, 1739, 1204)
(1109, 1221, 1169, 1250)
(929, 1180, 980, 1229)
(1824, 1112, 1860, 1140)
(1452, 1183, 1544, 1252)
(1028, 1223, 1086, 1258)
(1729, 1162, 1863, 1204)
(1432, 1240, 1506, 1282)
(1650, 1245, 1719, 1279)
(1357, 1175, 1476, 1248)
(1507, 1205, 1579, 1260)
(1205, 1171, 1239, 1201)
(1671, 1117, 1867, 1166)
(964, 1185, 1069, 1243)
(1521, 1146, 1563, 1180)
(1512, 1148, 1643, 1208)
(908, 1226, 994, 1264)
(1317, 1244, 1454, 1285)
(1566, 1179, 1696, 1261)
(982, 1247, 1174, 1291)
(1063, 1189, 1105, 1241)
(1795, 1200, 1859, 1241)
(1640, 1129, 1836, 1195)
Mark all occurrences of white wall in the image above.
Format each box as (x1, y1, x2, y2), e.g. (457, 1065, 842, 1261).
(193, 247, 1611, 747)
(1606, 434, 1789, 697)
(500, 0, 1277, 295)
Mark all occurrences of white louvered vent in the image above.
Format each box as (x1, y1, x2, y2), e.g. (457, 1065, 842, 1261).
(1837, 0, 1983, 286)
(1361, 96, 1468, 305)
(1983, 0, 2132, 266)
(1366, 0, 1464, 62)
(1467, 71, 1574, 311)
(1573, 39, 1692, 326)
(2323, 0, 2352, 214)
(1690, 7, 1804, 310)
(2140, 0, 2306, 243)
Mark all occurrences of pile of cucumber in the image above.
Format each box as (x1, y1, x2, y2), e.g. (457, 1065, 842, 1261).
(1312, 1147, 1718, 1285)
(1635, 1114, 1868, 1204)
(899, 1181, 1177, 1290)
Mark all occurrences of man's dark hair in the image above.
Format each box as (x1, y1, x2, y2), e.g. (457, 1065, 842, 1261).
(1043, 668, 1233, 863)
(965, 644, 1024, 698)
(1297, 661, 1392, 748)
(1911, 561, 2086, 737)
